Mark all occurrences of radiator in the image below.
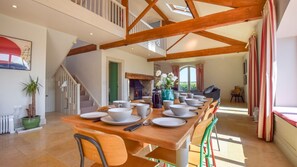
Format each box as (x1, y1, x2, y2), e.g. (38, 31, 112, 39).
(0, 115, 15, 134)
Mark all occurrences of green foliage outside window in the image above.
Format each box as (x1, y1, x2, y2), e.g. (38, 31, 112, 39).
(180, 82, 197, 92)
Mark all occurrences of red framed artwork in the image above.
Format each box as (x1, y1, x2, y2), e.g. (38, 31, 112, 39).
(0, 35, 32, 71)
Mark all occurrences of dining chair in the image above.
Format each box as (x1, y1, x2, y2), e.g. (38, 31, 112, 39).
(202, 105, 215, 121)
(146, 114, 216, 167)
(210, 100, 220, 153)
(73, 126, 159, 167)
(96, 106, 149, 155)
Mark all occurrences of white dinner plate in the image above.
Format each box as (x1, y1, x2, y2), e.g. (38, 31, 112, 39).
(101, 115, 141, 126)
(152, 117, 187, 128)
(80, 112, 108, 119)
(163, 110, 197, 119)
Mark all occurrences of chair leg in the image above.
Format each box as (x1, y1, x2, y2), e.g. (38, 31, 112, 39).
(210, 139, 216, 167)
(230, 96, 233, 102)
(204, 146, 209, 167)
(214, 125, 220, 151)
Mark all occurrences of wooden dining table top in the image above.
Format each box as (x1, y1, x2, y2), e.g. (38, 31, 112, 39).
(62, 98, 213, 151)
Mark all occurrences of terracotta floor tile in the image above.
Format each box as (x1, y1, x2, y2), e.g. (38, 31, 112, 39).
(0, 101, 293, 167)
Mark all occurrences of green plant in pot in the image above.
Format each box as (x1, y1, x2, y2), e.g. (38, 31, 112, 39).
(22, 75, 42, 129)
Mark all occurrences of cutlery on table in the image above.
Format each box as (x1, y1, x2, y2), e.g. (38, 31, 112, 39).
(124, 119, 151, 132)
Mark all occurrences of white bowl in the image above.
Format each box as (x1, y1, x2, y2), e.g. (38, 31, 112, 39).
(193, 95, 206, 100)
(163, 100, 173, 110)
(170, 104, 189, 116)
(185, 99, 203, 106)
(113, 100, 130, 108)
(187, 93, 194, 98)
(142, 96, 152, 103)
(179, 96, 187, 103)
(108, 108, 132, 122)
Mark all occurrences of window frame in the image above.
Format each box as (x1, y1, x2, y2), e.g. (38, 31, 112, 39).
(179, 65, 196, 92)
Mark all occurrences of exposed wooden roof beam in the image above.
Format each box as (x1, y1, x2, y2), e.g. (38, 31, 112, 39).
(128, 0, 158, 32)
(194, 0, 261, 8)
(166, 34, 188, 51)
(185, 0, 199, 18)
(147, 45, 247, 62)
(100, 5, 262, 49)
(163, 21, 245, 45)
(193, 31, 246, 45)
(145, 0, 169, 22)
(67, 44, 97, 56)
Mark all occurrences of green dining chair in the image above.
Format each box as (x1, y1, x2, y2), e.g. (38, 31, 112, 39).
(146, 115, 218, 167)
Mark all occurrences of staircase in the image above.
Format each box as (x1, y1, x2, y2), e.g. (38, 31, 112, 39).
(55, 65, 100, 115)
(74, 76, 99, 114)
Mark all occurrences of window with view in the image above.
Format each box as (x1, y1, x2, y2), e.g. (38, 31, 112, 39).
(179, 66, 197, 92)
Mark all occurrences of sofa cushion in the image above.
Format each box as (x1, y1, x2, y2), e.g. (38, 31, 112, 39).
(204, 85, 215, 94)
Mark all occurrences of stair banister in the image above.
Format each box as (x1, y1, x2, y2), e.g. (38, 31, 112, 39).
(55, 65, 81, 115)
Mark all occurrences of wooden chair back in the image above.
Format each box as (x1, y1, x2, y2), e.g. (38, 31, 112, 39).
(203, 106, 215, 121)
(211, 100, 218, 109)
(191, 114, 214, 146)
(74, 126, 128, 166)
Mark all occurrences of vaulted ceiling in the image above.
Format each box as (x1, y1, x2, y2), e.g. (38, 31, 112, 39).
(103, 0, 264, 63)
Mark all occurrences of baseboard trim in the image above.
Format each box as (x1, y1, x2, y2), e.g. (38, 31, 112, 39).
(274, 134, 297, 166)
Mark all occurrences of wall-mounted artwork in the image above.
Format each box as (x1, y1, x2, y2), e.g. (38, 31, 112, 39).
(243, 59, 247, 74)
(0, 35, 32, 71)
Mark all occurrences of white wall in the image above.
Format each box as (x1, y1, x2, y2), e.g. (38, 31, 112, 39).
(65, 48, 154, 106)
(204, 56, 244, 101)
(0, 14, 47, 126)
(65, 50, 102, 105)
(46, 29, 76, 78)
(156, 56, 244, 101)
(45, 29, 76, 112)
(101, 49, 154, 105)
(275, 36, 297, 107)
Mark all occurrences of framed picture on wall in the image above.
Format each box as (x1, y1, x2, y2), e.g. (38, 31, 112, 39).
(243, 59, 247, 74)
(244, 74, 247, 85)
(0, 35, 32, 71)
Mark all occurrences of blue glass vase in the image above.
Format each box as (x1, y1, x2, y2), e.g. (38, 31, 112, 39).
(161, 89, 174, 101)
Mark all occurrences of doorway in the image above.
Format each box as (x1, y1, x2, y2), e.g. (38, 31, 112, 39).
(109, 62, 119, 104)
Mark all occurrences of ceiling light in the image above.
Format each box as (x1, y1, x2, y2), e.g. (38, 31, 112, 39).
(89, 32, 93, 36)
(12, 5, 17, 9)
(131, 48, 134, 50)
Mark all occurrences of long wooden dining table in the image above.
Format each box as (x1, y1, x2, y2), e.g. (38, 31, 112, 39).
(62, 98, 213, 167)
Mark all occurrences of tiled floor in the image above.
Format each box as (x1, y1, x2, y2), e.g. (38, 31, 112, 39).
(0, 101, 293, 167)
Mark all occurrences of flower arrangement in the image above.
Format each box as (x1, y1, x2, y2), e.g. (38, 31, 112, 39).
(155, 70, 178, 89)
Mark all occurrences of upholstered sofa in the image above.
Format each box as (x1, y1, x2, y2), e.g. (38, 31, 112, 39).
(191, 85, 221, 102)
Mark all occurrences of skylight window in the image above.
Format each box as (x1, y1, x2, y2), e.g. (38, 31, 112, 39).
(166, 3, 192, 17)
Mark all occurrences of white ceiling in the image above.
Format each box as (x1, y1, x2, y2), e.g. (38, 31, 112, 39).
(167, 33, 229, 54)
(0, 0, 123, 45)
(118, 43, 165, 59)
